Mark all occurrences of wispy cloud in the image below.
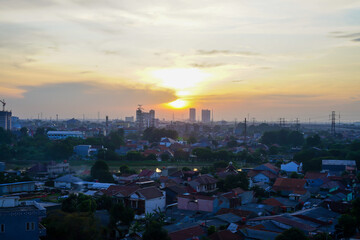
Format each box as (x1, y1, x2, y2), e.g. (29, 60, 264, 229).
(197, 49, 259, 56)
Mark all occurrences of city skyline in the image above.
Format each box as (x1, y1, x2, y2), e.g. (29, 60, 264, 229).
(0, 0, 359, 121)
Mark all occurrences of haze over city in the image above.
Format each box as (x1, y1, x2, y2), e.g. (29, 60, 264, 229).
(1, 0, 360, 122)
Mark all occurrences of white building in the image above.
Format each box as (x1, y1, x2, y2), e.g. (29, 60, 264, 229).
(47, 131, 85, 140)
(281, 161, 302, 173)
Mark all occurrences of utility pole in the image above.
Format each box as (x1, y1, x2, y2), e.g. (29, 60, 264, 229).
(330, 111, 336, 136)
(295, 118, 300, 131)
(244, 118, 247, 145)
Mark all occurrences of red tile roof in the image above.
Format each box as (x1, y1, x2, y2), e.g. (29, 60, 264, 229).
(104, 185, 139, 197)
(216, 208, 253, 218)
(272, 178, 307, 195)
(136, 187, 163, 200)
(209, 230, 243, 240)
(169, 225, 205, 240)
(194, 175, 218, 185)
(262, 198, 283, 207)
(138, 169, 155, 178)
(304, 172, 328, 180)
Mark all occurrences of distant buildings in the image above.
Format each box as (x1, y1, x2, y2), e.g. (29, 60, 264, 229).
(136, 106, 155, 130)
(47, 131, 85, 140)
(202, 109, 211, 123)
(189, 108, 196, 122)
(0, 111, 11, 130)
(322, 159, 357, 176)
(0, 197, 46, 240)
(125, 116, 134, 122)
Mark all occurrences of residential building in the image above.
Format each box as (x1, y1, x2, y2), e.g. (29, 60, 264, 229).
(322, 160, 357, 176)
(201, 109, 211, 123)
(54, 174, 82, 189)
(47, 131, 85, 140)
(129, 187, 166, 214)
(0, 197, 46, 240)
(189, 174, 218, 193)
(0, 110, 11, 130)
(177, 194, 229, 213)
(28, 161, 70, 179)
(0, 182, 36, 195)
(272, 178, 309, 201)
(189, 108, 196, 122)
(280, 161, 302, 173)
(136, 106, 155, 130)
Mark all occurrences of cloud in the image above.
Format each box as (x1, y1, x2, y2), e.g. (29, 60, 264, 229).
(197, 50, 259, 56)
(190, 63, 225, 68)
(10, 81, 176, 118)
(330, 32, 360, 43)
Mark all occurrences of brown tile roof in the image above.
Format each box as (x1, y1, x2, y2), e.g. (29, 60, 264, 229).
(136, 187, 163, 200)
(169, 225, 205, 240)
(194, 175, 218, 185)
(138, 169, 155, 178)
(216, 208, 253, 218)
(272, 178, 307, 195)
(304, 172, 328, 180)
(178, 194, 215, 201)
(262, 198, 282, 207)
(104, 185, 139, 197)
(263, 163, 279, 173)
(209, 230, 243, 240)
(232, 187, 245, 195)
(248, 170, 277, 179)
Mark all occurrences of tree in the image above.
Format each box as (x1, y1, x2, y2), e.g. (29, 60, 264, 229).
(275, 228, 308, 240)
(43, 210, 101, 240)
(207, 225, 216, 235)
(336, 214, 357, 238)
(90, 160, 114, 183)
(351, 198, 360, 230)
(143, 221, 170, 240)
(306, 134, 321, 147)
(61, 193, 97, 213)
(110, 203, 134, 226)
(221, 172, 249, 191)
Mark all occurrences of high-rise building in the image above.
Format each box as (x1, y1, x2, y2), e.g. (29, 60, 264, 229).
(136, 105, 155, 130)
(0, 111, 11, 130)
(201, 109, 211, 123)
(189, 108, 196, 122)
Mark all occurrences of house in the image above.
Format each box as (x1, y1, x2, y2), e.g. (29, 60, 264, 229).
(47, 130, 84, 140)
(138, 169, 160, 180)
(54, 174, 82, 189)
(304, 172, 329, 187)
(189, 174, 218, 193)
(177, 194, 229, 213)
(0, 197, 46, 240)
(209, 230, 242, 240)
(220, 188, 254, 207)
(262, 197, 300, 213)
(322, 160, 357, 176)
(168, 225, 206, 240)
(160, 137, 177, 147)
(248, 170, 277, 184)
(164, 185, 187, 205)
(253, 163, 279, 175)
(216, 162, 238, 179)
(246, 207, 339, 236)
(272, 178, 309, 201)
(280, 161, 302, 173)
(73, 145, 104, 159)
(0, 181, 36, 195)
(28, 161, 70, 179)
(128, 187, 166, 214)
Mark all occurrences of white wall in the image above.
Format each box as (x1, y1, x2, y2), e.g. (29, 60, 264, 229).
(145, 195, 166, 214)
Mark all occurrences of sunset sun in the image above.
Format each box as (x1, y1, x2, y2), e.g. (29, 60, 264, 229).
(167, 99, 189, 109)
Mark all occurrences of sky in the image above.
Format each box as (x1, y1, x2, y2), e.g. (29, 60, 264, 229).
(0, 0, 359, 122)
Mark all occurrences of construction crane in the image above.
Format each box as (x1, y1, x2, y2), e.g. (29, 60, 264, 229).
(0, 99, 5, 111)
